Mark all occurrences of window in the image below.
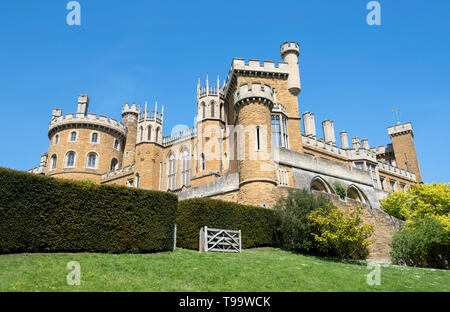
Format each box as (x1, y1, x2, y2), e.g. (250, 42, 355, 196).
(66, 152, 75, 167)
(256, 126, 261, 150)
(400, 183, 406, 191)
(201, 102, 206, 119)
(282, 116, 289, 148)
(87, 153, 97, 168)
(168, 153, 176, 190)
(51, 155, 57, 170)
(272, 115, 281, 147)
(70, 131, 77, 142)
(139, 126, 144, 142)
(155, 127, 160, 142)
(380, 176, 385, 190)
(135, 174, 140, 188)
(91, 133, 98, 143)
(355, 162, 364, 170)
(390, 180, 396, 192)
(114, 139, 120, 150)
(201, 153, 206, 172)
(220, 103, 223, 120)
(182, 149, 190, 186)
(211, 101, 215, 118)
(54, 134, 59, 145)
(127, 179, 134, 187)
(368, 163, 378, 187)
(147, 126, 152, 141)
(110, 158, 118, 171)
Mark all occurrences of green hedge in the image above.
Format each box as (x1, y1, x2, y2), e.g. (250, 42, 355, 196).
(176, 198, 276, 250)
(0, 167, 177, 254)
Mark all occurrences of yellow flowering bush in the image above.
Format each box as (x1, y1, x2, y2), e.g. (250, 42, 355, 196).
(308, 205, 374, 260)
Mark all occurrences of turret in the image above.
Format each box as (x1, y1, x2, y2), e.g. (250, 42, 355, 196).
(137, 101, 164, 145)
(280, 41, 301, 96)
(121, 102, 141, 167)
(387, 122, 422, 182)
(234, 82, 277, 208)
(197, 74, 224, 123)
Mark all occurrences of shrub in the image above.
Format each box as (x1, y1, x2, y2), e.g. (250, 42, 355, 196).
(308, 205, 374, 260)
(391, 217, 449, 269)
(176, 198, 276, 250)
(0, 167, 178, 254)
(334, 183, 347, 200)
(273, 189, 330, 252)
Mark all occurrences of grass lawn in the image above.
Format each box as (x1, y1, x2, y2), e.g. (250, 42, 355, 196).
(0, 247, 449, 292)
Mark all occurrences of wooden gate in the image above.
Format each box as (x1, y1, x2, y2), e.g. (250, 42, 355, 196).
(199, 226, 241, 253)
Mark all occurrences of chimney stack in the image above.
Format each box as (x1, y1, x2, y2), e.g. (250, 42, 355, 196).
(302, 111, 316, 138)
(340, 131, 349, 149)
(361, 138, 370, 149)
(322, 119, 336, 145)
(352, 136, 361, 149)
(77, 94, 89, 117)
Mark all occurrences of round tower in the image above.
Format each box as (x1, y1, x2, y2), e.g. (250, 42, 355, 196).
(121, 102, 140, 167)
(46, 95, 126, 183)
(280, 41, 301, 96)
(234, 82, 277, 208)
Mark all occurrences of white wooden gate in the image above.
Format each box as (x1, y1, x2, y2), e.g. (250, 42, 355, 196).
(199, 226, 241, 253)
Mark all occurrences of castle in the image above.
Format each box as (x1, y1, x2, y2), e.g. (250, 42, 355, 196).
(29, 41, 421, 210)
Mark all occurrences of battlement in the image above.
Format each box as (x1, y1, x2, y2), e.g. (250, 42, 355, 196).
(232, 58, 289, 75)
(387, 122, 413, 137)
(280, 41, 300, 58)
(378, 162, 416, 181)
(376, 144, 393, 155)
(101, 164, 135, 182)
(272, 102, 287, 114)
(48, 112, 127, 138)
(122, 102, 141, 116)
(233, 82, 275, 109)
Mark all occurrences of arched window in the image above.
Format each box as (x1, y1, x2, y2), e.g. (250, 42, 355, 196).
(211, 101, 215, 118)
(110, 158, 118, 171)
(91, 132, 98, 143)
(87, 153, 97, 168)
(51, 155, 57, 170)
(182, 149, 190, 186)
(155, 127, 160, 142)
(54, 134, 59, 145)
(147, 126, 152, 141)
(135, 174, 140, 188)
(66, 152, 75, 167)
(168, 153, 176, 190)
(114, 139, 120, 150)
(201, 153, 206, 172)
(139, 126, 144, 142)
(70, 131, 77, 142)
(220, 103, 223, 120)
(201, 102, 206, 119)
(310, 177, 332, 193)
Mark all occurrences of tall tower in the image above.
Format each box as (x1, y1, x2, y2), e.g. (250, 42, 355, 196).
(388, 122, 422, 183)
(195, 75, 225, 180)
(121, 102, 140, 167)
(134, 101, 164, 190)
(234, 82, 277, 208)
(280, 42, 303, 153)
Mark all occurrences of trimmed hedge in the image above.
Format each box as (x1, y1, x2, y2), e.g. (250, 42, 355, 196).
(0, 167, 177, 254)
(177, 198, 276, 250)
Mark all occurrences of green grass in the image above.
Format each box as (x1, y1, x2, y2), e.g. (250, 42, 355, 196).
(0, 248, 449, 292)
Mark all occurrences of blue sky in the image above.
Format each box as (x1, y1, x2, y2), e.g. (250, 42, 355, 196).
(0, 0, 448, 183)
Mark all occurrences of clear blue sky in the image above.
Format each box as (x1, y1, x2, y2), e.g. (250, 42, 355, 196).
(0, 0, 448, 183)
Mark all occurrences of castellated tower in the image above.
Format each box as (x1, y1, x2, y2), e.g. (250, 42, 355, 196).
(192, 75, 225, 186)
(234, 82, 277, 207)
(388, 122, 422, 183)
(46, 95, 126, 183)
(134, 102, 164, 189)
(121, 102, 140, 167)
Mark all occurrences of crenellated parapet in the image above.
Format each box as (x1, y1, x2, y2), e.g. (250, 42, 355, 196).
(48, 112, 127, 139)
(280, 41, 300, 58)
(233, 82, 275, 111)
(388, 122, 413, 137)
(121, 102, 141, 116)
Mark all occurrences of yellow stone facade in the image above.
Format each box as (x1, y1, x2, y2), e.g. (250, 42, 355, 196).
(31, 41, 421, 211)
